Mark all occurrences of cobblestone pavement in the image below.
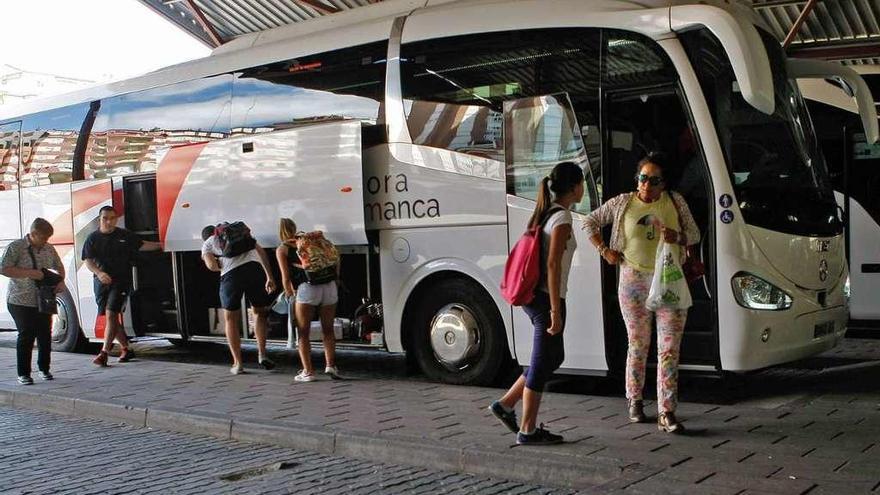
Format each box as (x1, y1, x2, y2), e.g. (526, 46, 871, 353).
(0, 406, 576, 495)
(1, 336, 879, 493)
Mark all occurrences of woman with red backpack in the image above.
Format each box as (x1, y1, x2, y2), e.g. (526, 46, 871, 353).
(489, 162, 584, 445)
(276, 218, 340, 382)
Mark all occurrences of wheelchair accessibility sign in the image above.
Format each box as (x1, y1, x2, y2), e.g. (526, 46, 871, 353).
(720, 210, 734, 224)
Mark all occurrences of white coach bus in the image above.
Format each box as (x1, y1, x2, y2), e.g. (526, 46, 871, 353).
(1, 0, 876, 385)
(799, 75, 880, 335)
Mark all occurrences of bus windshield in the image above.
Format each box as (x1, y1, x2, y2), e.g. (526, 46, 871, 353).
(681, 28, 842, 237)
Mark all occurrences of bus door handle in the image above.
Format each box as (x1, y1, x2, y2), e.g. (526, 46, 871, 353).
(699, 241, 712, 299)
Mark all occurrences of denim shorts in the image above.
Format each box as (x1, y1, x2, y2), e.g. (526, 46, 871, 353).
(219, 262, 272, 311)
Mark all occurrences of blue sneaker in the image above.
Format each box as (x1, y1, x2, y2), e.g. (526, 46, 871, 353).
(516, 424, 563, 445)
(489, 401, 519, 433)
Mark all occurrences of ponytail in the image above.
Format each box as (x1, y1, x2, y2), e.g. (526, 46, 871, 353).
(527, 161, 585, 229)
(528, 177, 552, 229)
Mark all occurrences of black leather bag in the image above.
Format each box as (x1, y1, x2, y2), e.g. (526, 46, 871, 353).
(28, 247, 61, 315)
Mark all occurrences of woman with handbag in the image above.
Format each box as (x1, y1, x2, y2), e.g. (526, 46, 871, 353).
(0, 218, 65, 385)
(582, 152, 700, 433)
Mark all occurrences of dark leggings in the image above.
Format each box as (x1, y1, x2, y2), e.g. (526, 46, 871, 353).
(9, 304, 52, 377)
(522, 291, 566, 391)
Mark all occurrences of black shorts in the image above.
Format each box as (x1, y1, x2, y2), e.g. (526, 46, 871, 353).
(219, 262, 272, 311)
(94, 278, 131, 314)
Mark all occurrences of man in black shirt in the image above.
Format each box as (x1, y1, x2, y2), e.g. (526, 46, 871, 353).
(82, 206, 162, 366)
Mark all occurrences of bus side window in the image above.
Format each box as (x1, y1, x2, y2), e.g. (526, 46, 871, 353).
(85, 75, 233, 180)
(400, 28, 601, 178)
(231, 41, 387, 135)
(18, 103, 91, 187)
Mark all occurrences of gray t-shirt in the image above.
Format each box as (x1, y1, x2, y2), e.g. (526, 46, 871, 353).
(201, 235, 261, 277)
(1, 236, 63, 307)
(538, 206, 576, 299)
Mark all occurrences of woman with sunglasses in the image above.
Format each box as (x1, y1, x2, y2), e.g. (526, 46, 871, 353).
(582, 152, 700, 433)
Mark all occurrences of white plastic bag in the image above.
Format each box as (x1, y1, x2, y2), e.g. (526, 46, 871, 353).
(645, 241, 693, 311)
(271, 293, 290, 315)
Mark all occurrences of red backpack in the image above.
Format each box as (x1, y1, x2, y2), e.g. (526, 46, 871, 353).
(501, 206, 563, 306)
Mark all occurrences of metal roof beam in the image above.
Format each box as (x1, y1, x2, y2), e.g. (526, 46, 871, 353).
(789, 41, 880, 60)
(753, 0, 822, 10)
(138, 0, 215, 47)
(293, 0, 340, 14)
(783, 0, 819, 48)
(185, 0, 225, 47)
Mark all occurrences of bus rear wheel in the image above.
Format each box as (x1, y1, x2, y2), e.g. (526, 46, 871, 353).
(51, 292, 83, 353)
(409, 278, 506, 386)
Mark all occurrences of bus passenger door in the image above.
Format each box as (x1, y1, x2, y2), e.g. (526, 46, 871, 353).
(504, 94, 607, 373)
(603, 88, 719, 370)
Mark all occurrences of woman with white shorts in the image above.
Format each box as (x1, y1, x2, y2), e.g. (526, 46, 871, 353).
(276, 218, 340, 382)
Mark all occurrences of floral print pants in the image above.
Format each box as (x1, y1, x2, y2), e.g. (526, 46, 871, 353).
(618, 264, 687, 413)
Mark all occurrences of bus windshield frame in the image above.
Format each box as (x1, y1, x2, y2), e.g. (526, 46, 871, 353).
(680, 27, 843, 238)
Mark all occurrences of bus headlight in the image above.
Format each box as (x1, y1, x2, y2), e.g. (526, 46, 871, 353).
(844, 276, 851, 302)
(731, 273, 793, 311)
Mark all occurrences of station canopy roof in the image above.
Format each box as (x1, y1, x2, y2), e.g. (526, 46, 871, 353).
(140, 0, 880, 66)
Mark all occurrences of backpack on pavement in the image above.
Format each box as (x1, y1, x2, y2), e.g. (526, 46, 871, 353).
(295, 231, 339, 285)
(500, 205, 563, 306)
(214, 221, 257, 257)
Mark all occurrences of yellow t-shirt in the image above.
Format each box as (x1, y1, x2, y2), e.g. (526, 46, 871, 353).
(621, 192, 681, 272)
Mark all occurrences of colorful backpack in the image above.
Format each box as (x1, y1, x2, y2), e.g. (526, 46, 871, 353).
(500, 206, 562, 306)
(295, 231, 339, 285)
(214, 221, 256, 257)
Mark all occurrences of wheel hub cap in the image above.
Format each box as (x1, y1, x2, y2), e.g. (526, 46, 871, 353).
(429, 304, 480, 368)
(51, 301, 68, 343)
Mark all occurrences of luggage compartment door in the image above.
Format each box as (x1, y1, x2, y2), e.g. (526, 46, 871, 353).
(157, 120, 367, 250)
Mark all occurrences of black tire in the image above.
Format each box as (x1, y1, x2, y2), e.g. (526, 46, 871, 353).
(408, 278, 507, 386)
(51, 291, 83, 352)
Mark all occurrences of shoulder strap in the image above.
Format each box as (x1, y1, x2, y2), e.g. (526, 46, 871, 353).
(538, 204, 565, 229)
(27, 245, 38, 270)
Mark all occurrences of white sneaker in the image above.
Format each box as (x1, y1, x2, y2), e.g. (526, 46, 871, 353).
(294, 370, 315, 382)
(324, 366, 341, 379)
(230, 364, 246, 375)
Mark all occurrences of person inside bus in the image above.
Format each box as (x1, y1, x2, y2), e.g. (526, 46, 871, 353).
(1, 218, 65, 385)
(582, 152, 700, 433)
(489, 162, 584, 445)
(84, 206, 163, 367)
(276, 218, 340, 382)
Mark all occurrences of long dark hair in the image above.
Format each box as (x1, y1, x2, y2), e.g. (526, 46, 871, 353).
(528, 161, 584, 228)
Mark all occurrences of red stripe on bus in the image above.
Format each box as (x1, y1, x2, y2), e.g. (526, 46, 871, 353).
(94, 313, 106, 339)
(157, 143, 207, 243)
(50, 209, 74, 245)
(72, 182, 112, 218)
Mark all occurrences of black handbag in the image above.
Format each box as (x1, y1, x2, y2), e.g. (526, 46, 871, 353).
(28, 246, 61, 315)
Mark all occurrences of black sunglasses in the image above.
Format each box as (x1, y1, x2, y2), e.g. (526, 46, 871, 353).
(637, 173, 664, 186)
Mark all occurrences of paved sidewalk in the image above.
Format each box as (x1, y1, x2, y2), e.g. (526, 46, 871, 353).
(2, 340, 880, 493)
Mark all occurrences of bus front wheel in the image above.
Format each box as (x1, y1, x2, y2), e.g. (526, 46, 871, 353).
(51, 292, 83, 352)
(410, 278, 506, 386)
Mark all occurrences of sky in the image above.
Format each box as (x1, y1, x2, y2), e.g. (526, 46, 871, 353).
(0, 0, 210, 87)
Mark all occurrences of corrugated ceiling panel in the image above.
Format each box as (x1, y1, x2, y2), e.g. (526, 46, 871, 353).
(142, 0, 880, 68)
